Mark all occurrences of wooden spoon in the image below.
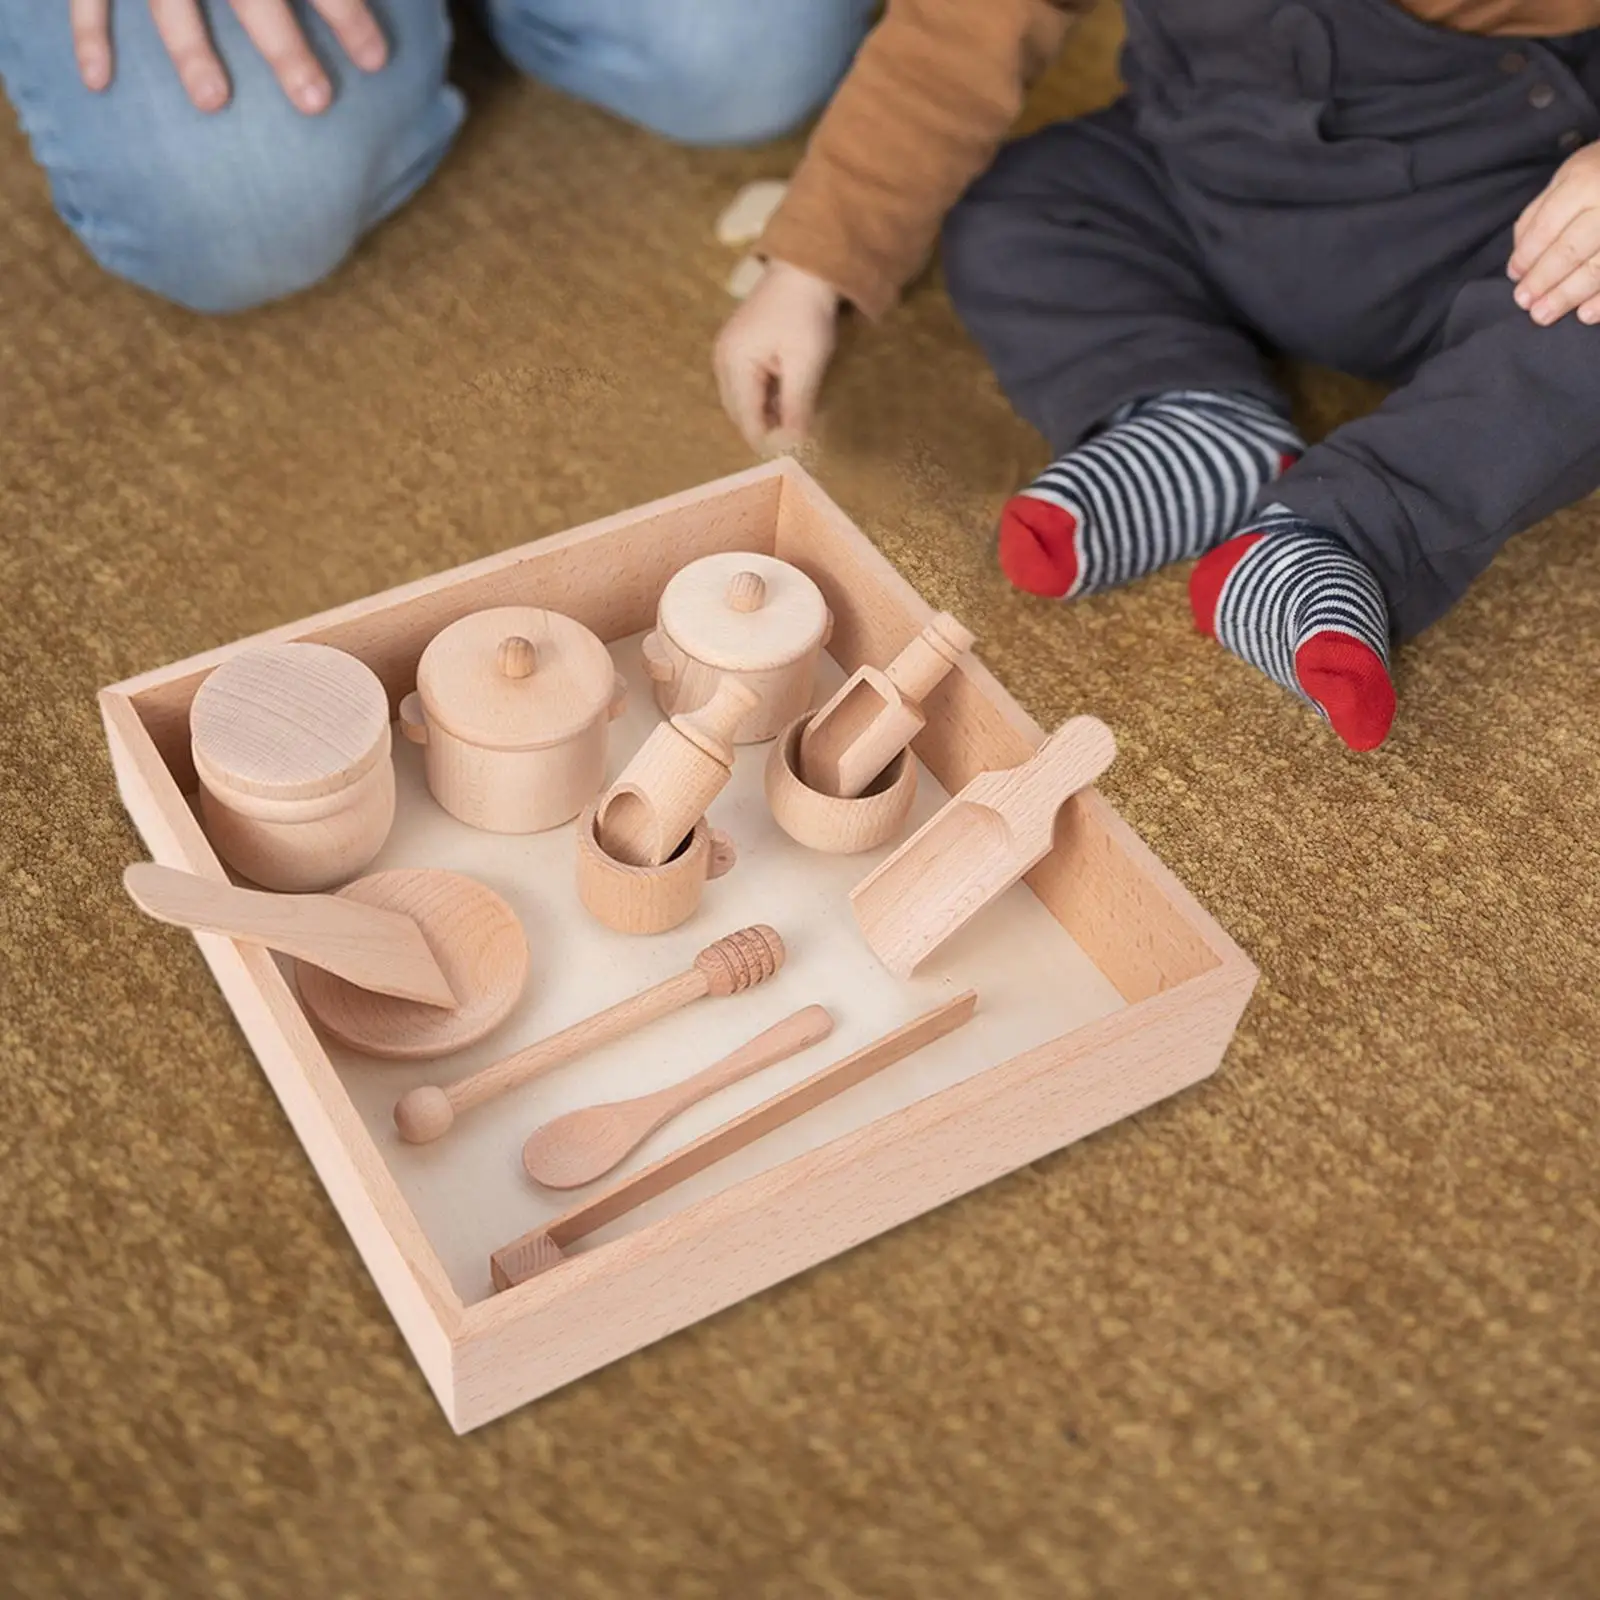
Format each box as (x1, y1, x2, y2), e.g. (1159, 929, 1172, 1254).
(522, 1004, 834, 1188)
(124, 862, 457, 1008)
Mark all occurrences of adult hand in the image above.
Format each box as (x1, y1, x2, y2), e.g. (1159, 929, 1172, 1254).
(714, 261, 841, 453)
(71, 0, 388, 114)
(1509, 141, 1600, 325)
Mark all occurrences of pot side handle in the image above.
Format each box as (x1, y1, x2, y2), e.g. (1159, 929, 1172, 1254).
(398, 691, 429, 746)
(608, 672, 629, 723)
(707, 829, 737, 880)
(640, 631, 676, 686)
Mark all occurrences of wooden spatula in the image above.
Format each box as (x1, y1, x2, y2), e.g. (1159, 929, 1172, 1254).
(123, 862, 459, 1010)
(522, 1005, 835, 1188)
(849, 716, 1117, 976)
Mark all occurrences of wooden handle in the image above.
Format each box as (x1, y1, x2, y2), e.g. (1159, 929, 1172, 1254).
(497, 636, 537, 679)
(883, 613, 976, 704)
(658, 1004, 833, 1113)
(491, 991, 978, 1289)
(607, 672, 629, 722)
(393, 925, 785, 1143)
(640, 631, 676, 684)
(672, 676, 759, 766)
(725, 571, 767, 613)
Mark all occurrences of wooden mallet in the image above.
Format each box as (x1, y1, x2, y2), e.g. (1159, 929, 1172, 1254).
(393, 924, 785, 1144)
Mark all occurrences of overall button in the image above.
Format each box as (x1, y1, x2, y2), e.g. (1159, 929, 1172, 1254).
(1558, 129, 1588, 153)
(1500, 49, 1529, 74)
(1529, 83, 1557, 111)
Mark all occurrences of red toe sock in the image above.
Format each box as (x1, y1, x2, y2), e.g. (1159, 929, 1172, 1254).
(999, 494, 1080, 599)
(1189, 532, 1264, 639)
(1295, 631, 1396, 751)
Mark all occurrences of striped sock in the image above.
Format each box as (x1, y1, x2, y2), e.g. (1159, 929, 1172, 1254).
(999, 390, 1303, 599)
(1190, 507, 1396, 751)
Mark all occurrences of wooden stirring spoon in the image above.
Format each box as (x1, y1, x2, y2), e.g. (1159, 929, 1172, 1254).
(123, 862, 458, 1009)
(523, 1005, 834, 1188)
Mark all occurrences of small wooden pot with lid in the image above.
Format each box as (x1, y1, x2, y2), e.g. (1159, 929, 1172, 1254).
(400, 606, 626, 834)
(190, 642, 396, 893)
(641, 551, 831, 744)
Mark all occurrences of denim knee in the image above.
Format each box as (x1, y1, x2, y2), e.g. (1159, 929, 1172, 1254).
(1, 0, 460, 313)
(489, 0, 875, 146)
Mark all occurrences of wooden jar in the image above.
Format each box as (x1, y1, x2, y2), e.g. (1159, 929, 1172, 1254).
(400, 607, 626, 834)
(765, 712, 918, 855)
(190, 642, 396, 892)
(575, 809, 737, 934)
(641, 552, 830, 743)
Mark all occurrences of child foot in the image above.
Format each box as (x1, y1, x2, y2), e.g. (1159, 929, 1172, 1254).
(999, 391, 1302, 599)
(1190, 509, 1396, 751)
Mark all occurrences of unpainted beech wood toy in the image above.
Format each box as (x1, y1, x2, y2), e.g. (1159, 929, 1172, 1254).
(400, 606, 627, 834)
(575, 810, 737, 935)
(294, 869, 530, 1060)
(521, 1004, 835, 1189)
(764, 713, 918, 855)
(851, 716, 1118, 977)
(190, 641, 396, 893)
(394, 924, 786, 1144)
(799, 612, 976, 800)
(594, 676, 758, 869)
(122, 862, 457, 1009)
(490, 989, 978, 1289)
(641, 551, 830, 743)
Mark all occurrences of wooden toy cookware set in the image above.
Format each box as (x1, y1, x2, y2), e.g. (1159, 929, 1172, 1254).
(126, 550, 1118, 1292)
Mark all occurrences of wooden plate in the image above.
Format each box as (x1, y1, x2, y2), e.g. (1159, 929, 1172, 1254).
(296, 869, 529, 1060)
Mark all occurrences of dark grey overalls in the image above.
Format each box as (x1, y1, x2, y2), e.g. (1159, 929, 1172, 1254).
(942, 0, 1600, 637)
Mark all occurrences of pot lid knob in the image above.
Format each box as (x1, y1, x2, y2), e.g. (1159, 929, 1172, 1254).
(497, 636, 538, 680)
(725, 571, 767, 614)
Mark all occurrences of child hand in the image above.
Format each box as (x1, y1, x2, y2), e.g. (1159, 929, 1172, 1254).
(1509, 142, 1600, 325)
(714, 261, 840, 453)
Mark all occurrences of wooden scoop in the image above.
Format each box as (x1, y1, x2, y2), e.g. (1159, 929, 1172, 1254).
(849, 716, 1117, 976)
(522, 1005, 834, 1188)
(123, 862, 457, 1009)
(799, 613, 975, 799)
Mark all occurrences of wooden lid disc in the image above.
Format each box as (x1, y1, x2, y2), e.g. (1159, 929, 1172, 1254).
(190, 642, 390, 802)
(415, 606, 614, 751)
(657, 553, 827, 673)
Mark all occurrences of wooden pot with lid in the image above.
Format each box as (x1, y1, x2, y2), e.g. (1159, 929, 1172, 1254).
(640, 551, 831, 744)
(190, 642, 396, 893)
(399, 605, 626, 834)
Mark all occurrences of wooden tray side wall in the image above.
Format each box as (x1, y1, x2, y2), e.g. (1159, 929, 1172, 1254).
(453, 961, 1255, 1431)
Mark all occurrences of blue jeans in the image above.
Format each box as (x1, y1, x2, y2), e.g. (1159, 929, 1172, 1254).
(0, 0, 873, 312)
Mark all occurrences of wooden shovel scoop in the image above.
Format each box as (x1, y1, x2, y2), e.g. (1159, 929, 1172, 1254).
(123, 862, 457, 1008)
(849, 716, 1117, 977)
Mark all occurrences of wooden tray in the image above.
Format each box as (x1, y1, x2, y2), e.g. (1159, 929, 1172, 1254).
(100, 461, 1257, 1433)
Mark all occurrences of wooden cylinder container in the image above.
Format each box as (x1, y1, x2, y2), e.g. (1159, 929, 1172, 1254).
(575, 809, 737, 935)
(400, 606, 626, 834)
(640, 551, 831, 744)
(190, 642, 396, 892)
(764, 712, 918, 855)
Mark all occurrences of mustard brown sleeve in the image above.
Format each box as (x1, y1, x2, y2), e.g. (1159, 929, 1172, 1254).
(756, 0, 1091, 320)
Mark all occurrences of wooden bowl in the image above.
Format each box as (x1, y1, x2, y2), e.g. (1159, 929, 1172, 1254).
(764, 713, 918, 855)
(296, 869, 529, 1060)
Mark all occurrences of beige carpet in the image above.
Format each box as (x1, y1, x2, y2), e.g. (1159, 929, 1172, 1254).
(2, 10, 1596, 1597)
